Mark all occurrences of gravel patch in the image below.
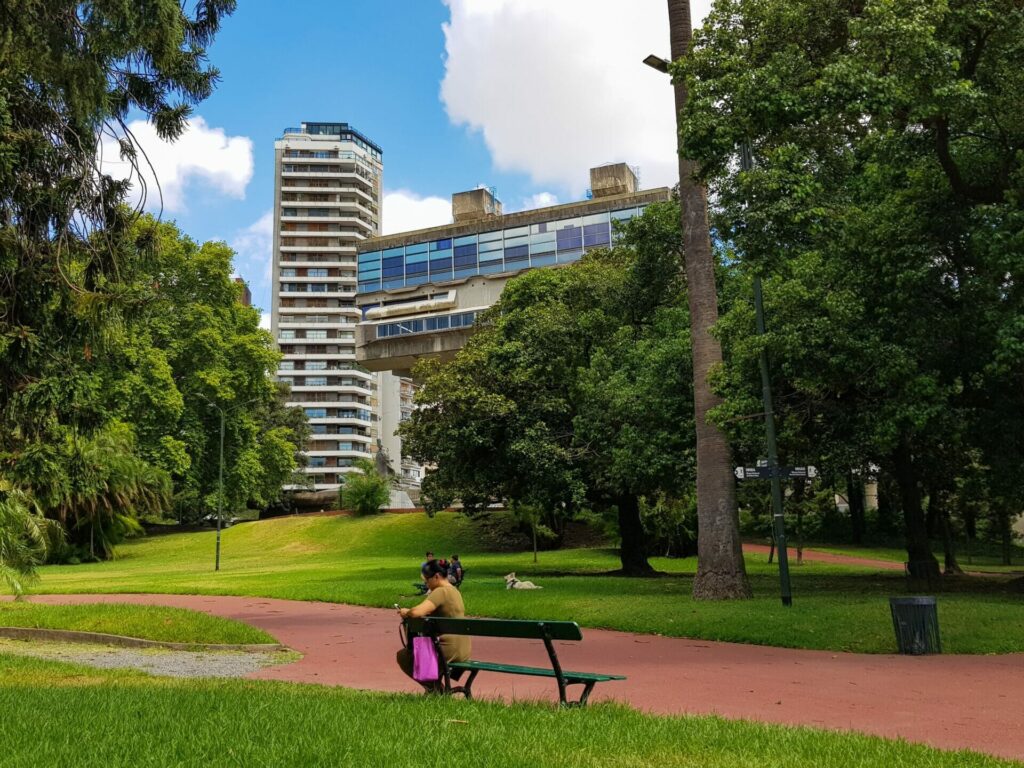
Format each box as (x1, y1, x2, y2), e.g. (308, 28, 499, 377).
(0, 638, 296, 678)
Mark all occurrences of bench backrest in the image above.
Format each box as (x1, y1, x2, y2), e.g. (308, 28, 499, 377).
(407, 617, 583, 641)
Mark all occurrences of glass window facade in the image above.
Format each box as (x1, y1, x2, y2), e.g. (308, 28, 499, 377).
(357, 206, 644, 293)
(374, 311, 478, 340)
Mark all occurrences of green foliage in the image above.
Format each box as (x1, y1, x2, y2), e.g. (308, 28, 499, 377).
(680, 0, 1024, 564)
(0, 486, 52, 595)
(401, 203, 696, 574)
(640, 493, 697, 558)
(0, 2, 301, 559)
(340, 459, 391, 516)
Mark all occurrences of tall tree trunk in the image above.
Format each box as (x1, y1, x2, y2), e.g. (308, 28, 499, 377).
(892, 437, 939, 578)
(617, 494, 654, 576)
(925, 486, 940, 539)
(792, 478, 806, 565)
(847, 471, 865, 545)
(667, 0, 751, 600)
(937, 496, 963, 575)
(999, 507, 1013, 566)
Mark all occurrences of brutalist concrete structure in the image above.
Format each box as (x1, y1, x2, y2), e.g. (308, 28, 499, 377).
(355, 164, 670, 376)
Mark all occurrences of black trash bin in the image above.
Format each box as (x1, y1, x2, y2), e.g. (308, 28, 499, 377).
(889, 596, 941, 655)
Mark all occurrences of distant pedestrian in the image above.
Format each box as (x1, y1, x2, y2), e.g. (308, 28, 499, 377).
(447, 555, 464, 587)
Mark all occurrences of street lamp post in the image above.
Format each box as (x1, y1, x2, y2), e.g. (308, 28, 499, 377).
(201, 395, 258, 573)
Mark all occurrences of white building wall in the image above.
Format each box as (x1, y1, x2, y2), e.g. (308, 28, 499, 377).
(271, 123, 382, 490)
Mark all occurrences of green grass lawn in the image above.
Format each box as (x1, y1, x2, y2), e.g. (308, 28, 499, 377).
(0, 653, 1015, 768)
(30, 513, 1024, 654)
(0, 602, 274, 645)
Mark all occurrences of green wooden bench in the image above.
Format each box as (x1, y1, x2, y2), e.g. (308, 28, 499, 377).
(404, 616, 625, 706)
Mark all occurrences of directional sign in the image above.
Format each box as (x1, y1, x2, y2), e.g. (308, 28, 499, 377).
(788, 465, 818, 479)
(734, 465, 818, 481)
(734, 466, 773, 480)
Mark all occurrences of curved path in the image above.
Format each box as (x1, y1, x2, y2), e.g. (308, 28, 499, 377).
(17, 593, 1024, 761)
(742, 544, 905, 571)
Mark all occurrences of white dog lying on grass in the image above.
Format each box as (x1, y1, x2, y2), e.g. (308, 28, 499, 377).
(504, 572, 542, 590)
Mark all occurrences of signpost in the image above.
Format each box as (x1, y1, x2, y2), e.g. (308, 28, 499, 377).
(734, 466, 818, 481)
(740, 141, 795, 607)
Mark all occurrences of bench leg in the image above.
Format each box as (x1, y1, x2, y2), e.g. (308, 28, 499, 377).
(575, 681, 596, 706)
(556, 680, 598, 707)
(450, 669, 479, 700)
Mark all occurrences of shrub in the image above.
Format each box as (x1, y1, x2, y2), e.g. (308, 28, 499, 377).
(340, 459, 391, 516)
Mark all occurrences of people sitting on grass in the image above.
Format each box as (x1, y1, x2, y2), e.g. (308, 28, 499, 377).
(397, 559, 471, 692)
(448, 555, 464, 588)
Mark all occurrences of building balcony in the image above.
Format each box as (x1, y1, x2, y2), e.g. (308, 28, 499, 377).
(301, 417, 372, 426)
(289, 385, 371, 394)
(305, 450, 372, 458)
(278, 291, 355, 300)
(280, 214, 373, 225)
(279, 184, 375, 202)
(281, 353, 357, 361)
(277, 305, 358, 314)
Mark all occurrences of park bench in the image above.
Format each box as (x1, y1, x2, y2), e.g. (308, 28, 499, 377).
(404, 616, 625, 706)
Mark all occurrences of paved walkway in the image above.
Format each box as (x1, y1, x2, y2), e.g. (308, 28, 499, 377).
(17, 593, 1024, 761)
(742, 544, 905, 570)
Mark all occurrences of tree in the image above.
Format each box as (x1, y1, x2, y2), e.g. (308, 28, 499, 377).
(403, 203, 697, 575)
(117, 217, 305, 521)
(681, 0, 1024, 570)
(666, 0, 752, 598)
(0, 486, 51, 596)
(341, 459, 391, 516)
(1, 0, 235, 552)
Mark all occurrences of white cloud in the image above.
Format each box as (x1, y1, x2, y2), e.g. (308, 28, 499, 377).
(441, 0, 713, 196)
(232, 210, 273, 281)
(229, 210, 274, 315)
(101, 116, 254, 213)
(382, 190, 452, 235)
(259, 312, 271, 331)
(520, 192, 558, 211)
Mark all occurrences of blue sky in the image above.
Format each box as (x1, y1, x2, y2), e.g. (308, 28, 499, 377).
(116, 0, 711, 322)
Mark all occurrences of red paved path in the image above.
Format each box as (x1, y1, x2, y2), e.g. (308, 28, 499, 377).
(742, 544, 905, 571)
(18, 593, 1024, 761)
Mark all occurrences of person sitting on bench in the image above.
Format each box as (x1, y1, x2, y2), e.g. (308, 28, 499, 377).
(447, 554, 464, 587)
(397, 559, 471, 692)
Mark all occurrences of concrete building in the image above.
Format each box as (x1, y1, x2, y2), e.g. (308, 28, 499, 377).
(355, 164, 671, 374)
(234, 277, 252, 307)
(270, 121, 388, 491)
(375, 373, 421, 488)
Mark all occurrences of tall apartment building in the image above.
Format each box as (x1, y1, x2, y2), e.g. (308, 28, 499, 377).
(270, 122, 385, 491)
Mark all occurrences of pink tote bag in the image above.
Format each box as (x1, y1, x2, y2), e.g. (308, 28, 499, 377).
(412, 636, 440, 683)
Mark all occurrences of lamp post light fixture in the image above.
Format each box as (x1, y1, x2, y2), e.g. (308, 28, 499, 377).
(643, 54, 671, 74)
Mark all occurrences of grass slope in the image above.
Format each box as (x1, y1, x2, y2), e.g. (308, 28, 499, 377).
(0, 654, 1016, 768)
(0, 602, 274, 644)
(32, 513, 1024, 654)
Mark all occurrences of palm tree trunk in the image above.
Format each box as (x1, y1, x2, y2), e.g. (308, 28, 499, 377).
(667, 0, 751, 599)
